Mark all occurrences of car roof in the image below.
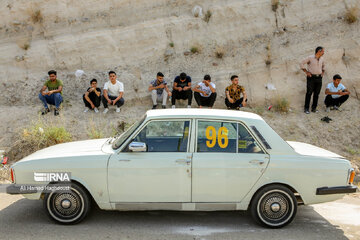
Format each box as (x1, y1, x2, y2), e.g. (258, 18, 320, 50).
(146, 108, 264, 121)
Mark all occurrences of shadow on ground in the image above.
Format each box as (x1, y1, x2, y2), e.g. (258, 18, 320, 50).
(0, 198, 348, 240)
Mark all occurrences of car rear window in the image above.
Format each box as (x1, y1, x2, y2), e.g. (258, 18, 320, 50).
(250, 126, 271, 149)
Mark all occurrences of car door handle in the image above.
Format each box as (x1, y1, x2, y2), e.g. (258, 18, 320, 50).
(175, 159, 191, 165)
(249, 159, 265, 165)
(118, 159, 131, 162)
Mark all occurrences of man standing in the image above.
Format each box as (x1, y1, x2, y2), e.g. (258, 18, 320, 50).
(83, 79, 101, 113)
(102, 71, 125, 113)
(300, 46, 325, 114)
(38, 70, 63, 116)
(172, 72, 192, 109)
(148, 72, 172, 109)
(225, 75, 247, 110)
(324, 74, 350, 112)
(193, 75, 217, 108)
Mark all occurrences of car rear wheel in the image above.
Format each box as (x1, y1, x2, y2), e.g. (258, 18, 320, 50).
(43, 182, 91, 224)
(250, 184, 297, 228)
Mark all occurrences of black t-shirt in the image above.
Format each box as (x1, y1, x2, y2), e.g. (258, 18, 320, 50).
(87, 87, 101, 96)
(174, 76, 191, 88)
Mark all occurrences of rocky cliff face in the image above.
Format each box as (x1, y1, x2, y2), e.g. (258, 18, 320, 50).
(0, 0, 359, 107)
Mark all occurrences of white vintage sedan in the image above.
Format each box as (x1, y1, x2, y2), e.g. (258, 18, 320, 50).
(7, 109, 357, 227)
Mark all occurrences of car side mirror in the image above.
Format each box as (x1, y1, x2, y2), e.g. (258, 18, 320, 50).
(129, 142, 147, 152)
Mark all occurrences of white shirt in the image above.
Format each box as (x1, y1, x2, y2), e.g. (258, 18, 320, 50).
(104, 80, 124, 97)
(198, 82, 216, 97)
(326, 82, 345, 99)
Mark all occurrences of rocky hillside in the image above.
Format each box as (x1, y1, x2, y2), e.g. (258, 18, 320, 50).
(0, 0, 359, 107)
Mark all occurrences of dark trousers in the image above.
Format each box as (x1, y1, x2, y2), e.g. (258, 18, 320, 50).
(225, 98, 247, 109)
(83, 93, 101, 109)
(102, 95, 125, 108)
(194, 92, 217, 107)
(305, 75, 322, 110)
(171, 90, 192, 105)
(324, 95, 349, 107)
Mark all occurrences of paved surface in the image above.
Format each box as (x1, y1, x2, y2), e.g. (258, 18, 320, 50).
(0, 193, 359, 240)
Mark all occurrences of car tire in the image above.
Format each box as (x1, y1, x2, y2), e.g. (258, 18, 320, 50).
(250, 184, 297, 228)
(43, 182, 91, 224)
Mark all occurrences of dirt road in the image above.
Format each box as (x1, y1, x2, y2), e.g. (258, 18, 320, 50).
(0, 193, 359, 240)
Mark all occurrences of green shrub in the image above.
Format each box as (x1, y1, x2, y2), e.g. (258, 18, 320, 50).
(273, 97, 290, 113)
(203, 10, 212, 23)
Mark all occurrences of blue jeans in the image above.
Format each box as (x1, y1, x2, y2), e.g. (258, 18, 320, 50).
(38, 93, 63, 109)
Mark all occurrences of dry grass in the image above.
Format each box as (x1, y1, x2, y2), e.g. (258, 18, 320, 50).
(215, 46, 225, 58)
(271, 0, 280, 12)
(6, 119, 72, 163)
(203, 10, 212, 23)
(345, 6, 358, 24)
(273, 97, 290, 113)
(31, 9, 43, 23)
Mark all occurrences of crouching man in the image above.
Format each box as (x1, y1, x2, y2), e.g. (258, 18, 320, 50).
(102, 71, 125, 113)
(149, 72, 171, 109)
(193, 74, 217, 108)
(324, 74, 350, 112)
(38, 70, 63, 116)
(83, 79, 101, 113)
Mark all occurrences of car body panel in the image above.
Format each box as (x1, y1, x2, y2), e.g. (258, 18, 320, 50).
(9, 109, 356, 213)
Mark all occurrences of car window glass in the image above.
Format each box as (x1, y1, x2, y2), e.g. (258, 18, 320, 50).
(130, 120, 190, 152)
(197, 121, 237, 153)
(238, 124, 264, 154)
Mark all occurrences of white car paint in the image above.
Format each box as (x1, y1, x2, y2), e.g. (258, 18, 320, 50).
(10, 109, 356, 212)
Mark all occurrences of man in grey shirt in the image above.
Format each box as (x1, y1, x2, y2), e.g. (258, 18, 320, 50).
(300, 46, 325, 114)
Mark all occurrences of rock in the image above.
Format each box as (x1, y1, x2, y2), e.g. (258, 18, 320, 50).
(14, 55, 24, 62)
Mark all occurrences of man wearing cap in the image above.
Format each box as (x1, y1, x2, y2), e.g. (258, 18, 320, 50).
(300, 46, 325, 114)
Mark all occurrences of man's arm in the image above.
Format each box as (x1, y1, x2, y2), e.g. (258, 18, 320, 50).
(173, 82, 181, 91)
(300, 57, 312, 77)
(103, 89, 112, 104)
(164, 85, 172, 96)
(48, 85, 63, 95)
(192, 84, 201, 93)
(184, 82, 192, 91)
(225, 91, 234, 103)
(208, 83, 216, 93)
(242, 91, 247, 107)
(321, 60, 325, 77)
(113, 92, 124, 104)
(325, 88, 350, 96)
(94, 88, 101, 97)
(40, 85, 47, 96)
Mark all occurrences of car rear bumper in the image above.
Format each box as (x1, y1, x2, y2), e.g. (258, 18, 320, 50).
(316, 185, 358, 195)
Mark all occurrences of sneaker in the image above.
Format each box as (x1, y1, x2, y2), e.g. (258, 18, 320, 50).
(326, 107, 330, 112)
(187, 105, 191, 108)
(152, 104, 157, 109)
(333, 105, 339, 110)
(304, 109, 310, 114)
(162, 105, 166, 109)
(41, 108, 50, 115)
(94, 107, 99, 113)
(54, 108, 59, 116)
(172, 105, 175, 109)
(116, 107, 121, 113)
(311, 109, 318, 113)
(84, 108, 89, 113)
(103, 108, 109, 114)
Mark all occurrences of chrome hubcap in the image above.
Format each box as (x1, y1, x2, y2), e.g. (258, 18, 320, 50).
(262, 193, 288, 220)
(61, 199, 71, 209)
(270, 203, 281, 212)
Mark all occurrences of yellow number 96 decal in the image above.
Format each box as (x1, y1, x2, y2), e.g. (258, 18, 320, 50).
(206, 126, 229, 149)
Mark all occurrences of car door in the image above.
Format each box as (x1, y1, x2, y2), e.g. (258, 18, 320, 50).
(108, 119, 192, 203)
(192, 119, 269, 202)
